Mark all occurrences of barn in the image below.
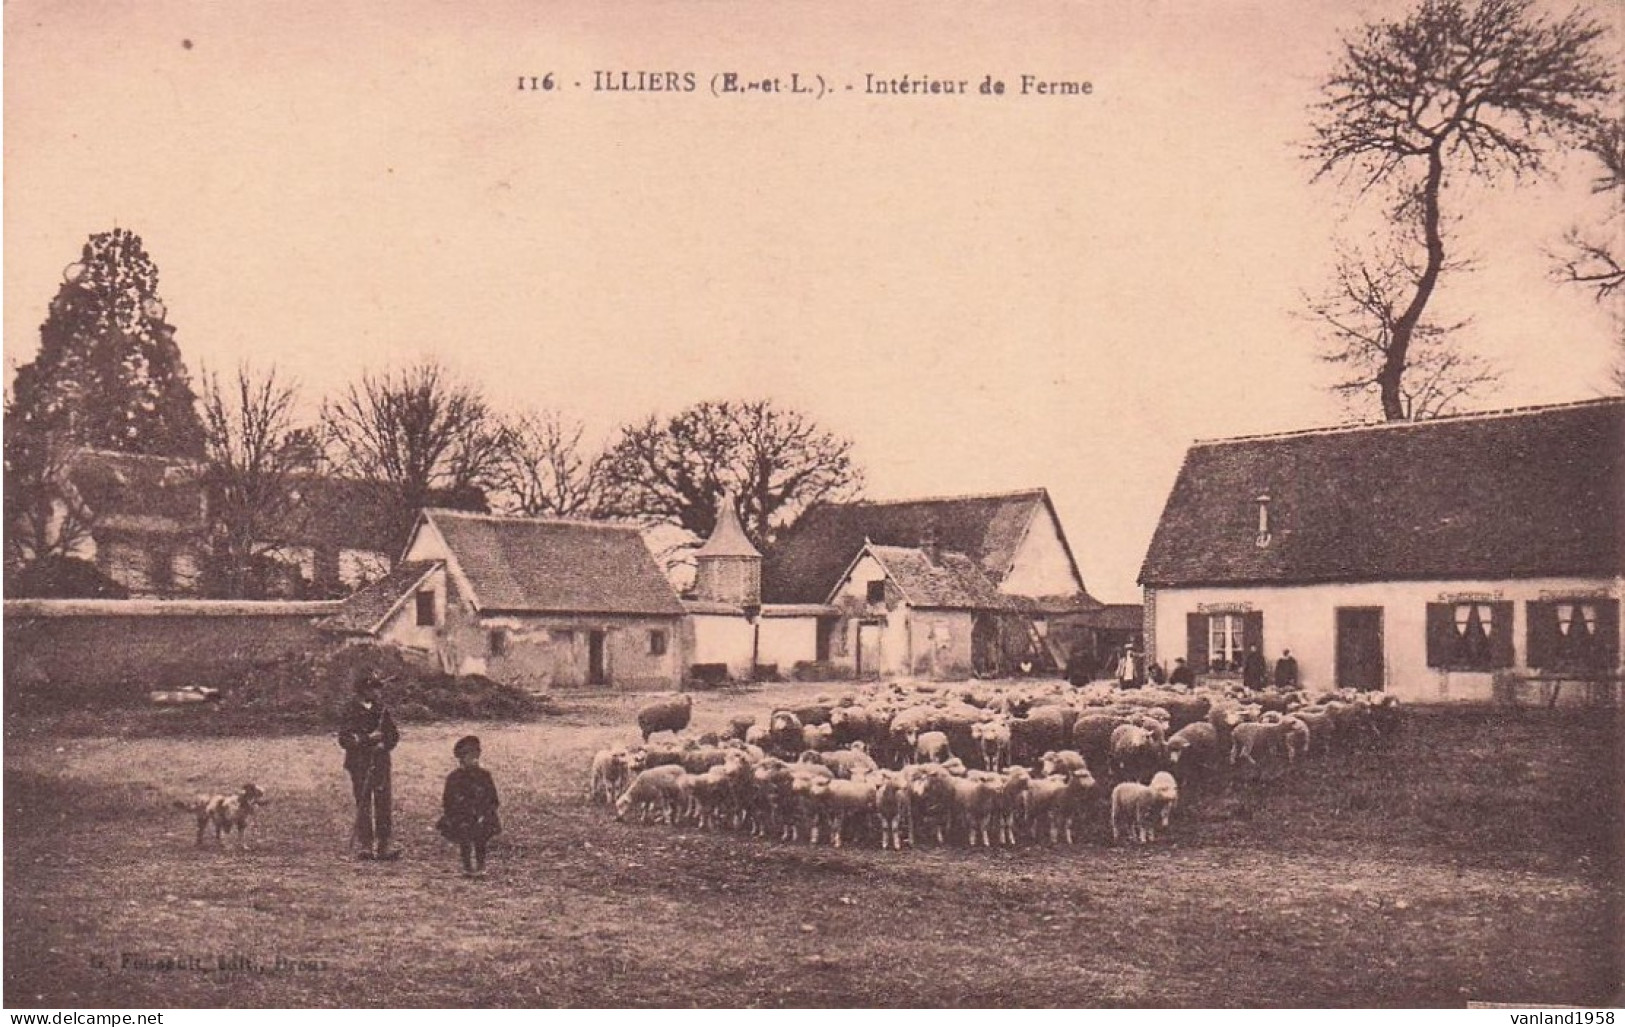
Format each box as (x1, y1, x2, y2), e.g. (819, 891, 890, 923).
(759, 488, 1109, 678)
(1139, 398, 1623, 703)
(321, 509, 686, 690)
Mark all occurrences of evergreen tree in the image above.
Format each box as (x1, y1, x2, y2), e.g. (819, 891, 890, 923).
(10, 229, 205, 456)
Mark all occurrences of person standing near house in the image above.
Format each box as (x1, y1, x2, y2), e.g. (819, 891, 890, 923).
(1242, 644, 1268, 691)
(1117, 644, 1140, 690)
(1168, 656, 1194, 687)
(1275, 649, 1299, 690)
(338, 671, 401, 861)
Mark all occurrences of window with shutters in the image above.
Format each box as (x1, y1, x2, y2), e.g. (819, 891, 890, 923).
(1425, 601, 1513, 670)
(1527, 598, 1619, 672)
(1187, 610, 1262, 674)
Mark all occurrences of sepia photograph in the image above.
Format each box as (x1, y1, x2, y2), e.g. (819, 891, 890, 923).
(3, 0, 1622, 1011)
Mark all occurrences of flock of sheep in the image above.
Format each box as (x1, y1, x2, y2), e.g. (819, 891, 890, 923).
(588, 678, 1403, 850)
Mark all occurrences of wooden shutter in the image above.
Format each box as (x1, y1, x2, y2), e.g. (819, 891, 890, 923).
(1186, 613, 1206, 670)
(1425, 603, 1454, 669)
(1594, 599, 1621, 669)
(1243, 610, 1264, 659)
(1488, 601, 1514, 669)
(1525, 601, 1557, 670)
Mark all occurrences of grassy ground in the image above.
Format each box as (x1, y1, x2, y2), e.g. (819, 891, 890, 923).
(4, 683, 1621, 1008)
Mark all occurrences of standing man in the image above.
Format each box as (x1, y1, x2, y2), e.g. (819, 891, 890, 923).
(1241, 644, 1268, 691)
(338, 671, 401, 861)
(1275, 649, 1300, 691)
(1118, 644, 1141, 690)
(1168, 656, 1195, 687)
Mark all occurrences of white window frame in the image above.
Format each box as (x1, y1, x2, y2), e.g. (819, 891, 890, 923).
(1208, 613, 1244, 670)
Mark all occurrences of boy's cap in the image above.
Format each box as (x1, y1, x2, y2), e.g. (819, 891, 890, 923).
(453, 735, 481, 758)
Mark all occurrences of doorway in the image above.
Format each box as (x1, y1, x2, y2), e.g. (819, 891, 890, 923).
(588, 630, 608, 686)
(856, 621, 884, 678)
(1335, 607, 1384, 691)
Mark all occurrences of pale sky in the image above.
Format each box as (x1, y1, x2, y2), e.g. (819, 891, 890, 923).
(6, 0, 1622, 602)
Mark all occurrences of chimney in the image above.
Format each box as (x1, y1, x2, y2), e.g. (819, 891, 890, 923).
(1255, 493, 1272, 548)
(920, 524, 942, 566)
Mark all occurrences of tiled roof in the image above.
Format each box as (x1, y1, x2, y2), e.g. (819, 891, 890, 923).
(694, 495, 762, 559)
(1053, 603, 1144, 630)
(764, 489, 1069, 603)
(1140, 398, 1624, 587)
(64, 450, 401, 554)
(864, 544, 1017, 611)
(316, 560, 441, 636)
(69, 450, 205, 530)
(423, 509, 684, 616)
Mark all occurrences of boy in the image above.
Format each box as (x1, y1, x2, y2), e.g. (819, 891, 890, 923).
(438, 735, 501, 877)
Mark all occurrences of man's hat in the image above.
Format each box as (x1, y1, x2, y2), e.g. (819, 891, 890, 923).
(453, 735, 481, 759)
(353, 670, 387, 692)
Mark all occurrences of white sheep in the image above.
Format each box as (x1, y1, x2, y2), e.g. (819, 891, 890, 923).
(1109, 771, 1179, 845)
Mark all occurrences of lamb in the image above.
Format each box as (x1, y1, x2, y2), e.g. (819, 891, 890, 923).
(1038, 750, 1089, 778)
(1109, 771, 1179, 844)
(615, 764, 686, 823)
(829, 705, 890, 750)
(872, 770, 913, 850)
(1229, 717, 1311, 766)
(1022, 767, 1098, 844)
(587, 746, 644, 805)
(987, 766, 1032, 846)
(1008, 705, 1073, 765)
(676, 763, 739, 830)
(1071, 713, 1127, 773)
(806, 777, 876, 847)
(765, 710, 805, 759)
(1109, 723, 1165, 781)
(637, 693, 693, 743)
(903, 763, 955, 845)
(1164, 721, 1219, 784)
(971, 717, 1013, 771)
(946, 773, 1001, 847)
(911, 730, 953, 764)
(1285, 706, 1334, 755)
(815, 743, 880, 780)
(801, 722, 835, 753)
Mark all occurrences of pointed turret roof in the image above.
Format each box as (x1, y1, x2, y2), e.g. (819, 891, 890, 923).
(695, 494, 762, 559)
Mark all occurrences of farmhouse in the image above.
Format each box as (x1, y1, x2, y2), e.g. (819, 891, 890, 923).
(681, 488, 1121, 681)
(1139, 398, 1623, 703)
(321, 508, 686, 689)
(17, 448, 398, 599)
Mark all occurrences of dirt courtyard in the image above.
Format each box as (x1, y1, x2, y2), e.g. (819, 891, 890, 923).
(4, 683, 1621, 1008)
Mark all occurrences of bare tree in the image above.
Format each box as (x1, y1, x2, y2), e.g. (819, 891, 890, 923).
(598, 399, 863, 544)
(2, 419, 97, 574)
(493, 411, 606, 518)
(1557, 116, 1625, 301)
(1308, 0, 1615, 420)
(1308, 249, 1500, 419)
(197, 364, 321, 598)
(323, 361, 508, 550)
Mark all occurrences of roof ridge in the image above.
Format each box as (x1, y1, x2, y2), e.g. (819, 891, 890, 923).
(829, 487, 1047, 508)
(1192, 396, 1624, 447)
(423, 508, 643, 531)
